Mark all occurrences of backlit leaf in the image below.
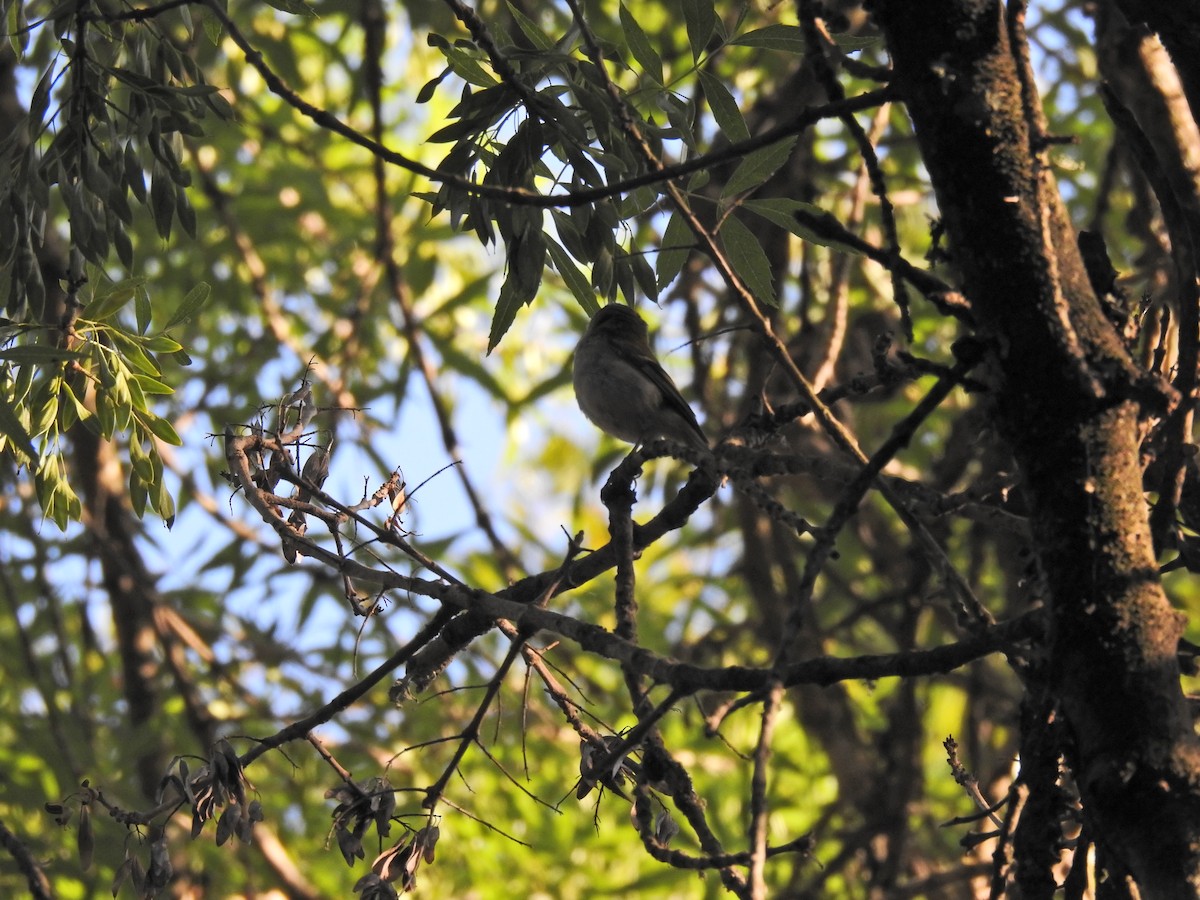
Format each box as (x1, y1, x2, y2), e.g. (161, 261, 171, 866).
(720, 215, 776, 306)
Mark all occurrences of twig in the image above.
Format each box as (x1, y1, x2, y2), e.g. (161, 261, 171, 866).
(202, 0, 889, 209)
(240, 607, 454, 769)
(800, 2, 910, 339)
(0, 816, 52, 900)
(631, 785, 814, 871)
(421, 534, 583, 812)
(748, 680, 784, 899)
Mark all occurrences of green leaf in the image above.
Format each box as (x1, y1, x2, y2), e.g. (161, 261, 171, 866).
(107, 331, 161, 377)
(729, 24, 806, 53)
(508, 226, 546, 305)
(172, 83, 221, 97)
(631, 251, 658, 303)
(124, 143, 147, 203)
(620, 4, 664, 84)
(28, 63, 55, 136)
(720, 215, 776, 306)
(115, 223, 134, 271)
(506, 3, 555, 51)
(699, 71, 749, 143)
(742, 198, 866, 256)
(262, 0, 316, 15)
(29, 378, 59, 437)
(0, 391, 38, 462)
(0, 346, 81, 364)
(416, 67, 452, 104)
(658, 92, 698, 153)
(150, 165, 175, 240)
(129, 438, 154, 482)
(681, 0, 716, 59)
(656, 210, 693, 291)
(144, 335, 182, 354)
(82, 280, 140, 322)
(130, 470, 149, 517)
(202, 7, 224, 43)
(61, 380, 93, 426)
(439, 45, 498, 89)
(550, 209, 588, 260)
(34, 453, 59, 511)
(94, 388, 115, 438)
(132, 374, 174, 396)
(46, 478, 79, 530)
(722, 135, 798, 198)
(163, 282, 211, 331)
(487, 278, 524, 353)
(101, 373, 132, 435)
(176, 185, 196, 238)
(127, 371, 146, 411)
(547, 238, 600, 315)
(154, 477, 175, 527)
(135, 282, 151, 334)
(591, 244, 615, 299)
(615, 249, 637, 306)
(137, 410, 183, 446)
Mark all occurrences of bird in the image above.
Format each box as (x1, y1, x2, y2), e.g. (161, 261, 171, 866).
(572, 304, 709, 451)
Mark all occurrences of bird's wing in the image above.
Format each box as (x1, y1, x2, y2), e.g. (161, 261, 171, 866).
(623, 346, 705, 438)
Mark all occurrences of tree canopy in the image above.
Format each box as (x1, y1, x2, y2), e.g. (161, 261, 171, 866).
(1, 0, 1199, 898)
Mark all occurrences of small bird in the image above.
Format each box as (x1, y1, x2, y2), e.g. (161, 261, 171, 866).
(573, 304, 708, 451)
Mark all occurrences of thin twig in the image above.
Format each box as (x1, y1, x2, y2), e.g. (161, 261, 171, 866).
(748, 680, 784, 899)
(201, 0, 890, 209)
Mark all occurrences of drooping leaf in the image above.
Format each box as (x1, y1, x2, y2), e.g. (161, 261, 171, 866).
(0, 391, 38, 462)
(487, 277, 524, 353)
(547, 237, 599, 315)
(620, 4, 664, 85)
(437, 44, 499, 89)
(107, 330, 161, 377)
(699, 71, 749, 143)
(27, 62, 56, 137)
(658, 92, 698, 153)
(719, 215, 776, 307)
(134, 282, 151, 334)
(507, 3, 556, 52)
(137, 410, 183, 446)
(656, 210, 694, 291)
(149, 166, 175, 240)
(681, 0, 716, 60)
(631, 251, 658, 303)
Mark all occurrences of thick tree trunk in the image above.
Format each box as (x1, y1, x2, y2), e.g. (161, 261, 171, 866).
(869, 0, 1200, 893)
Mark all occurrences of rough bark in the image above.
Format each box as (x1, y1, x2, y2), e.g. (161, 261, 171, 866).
(1112, 1, 1200, 123)
(868, 0, 1200, 893)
